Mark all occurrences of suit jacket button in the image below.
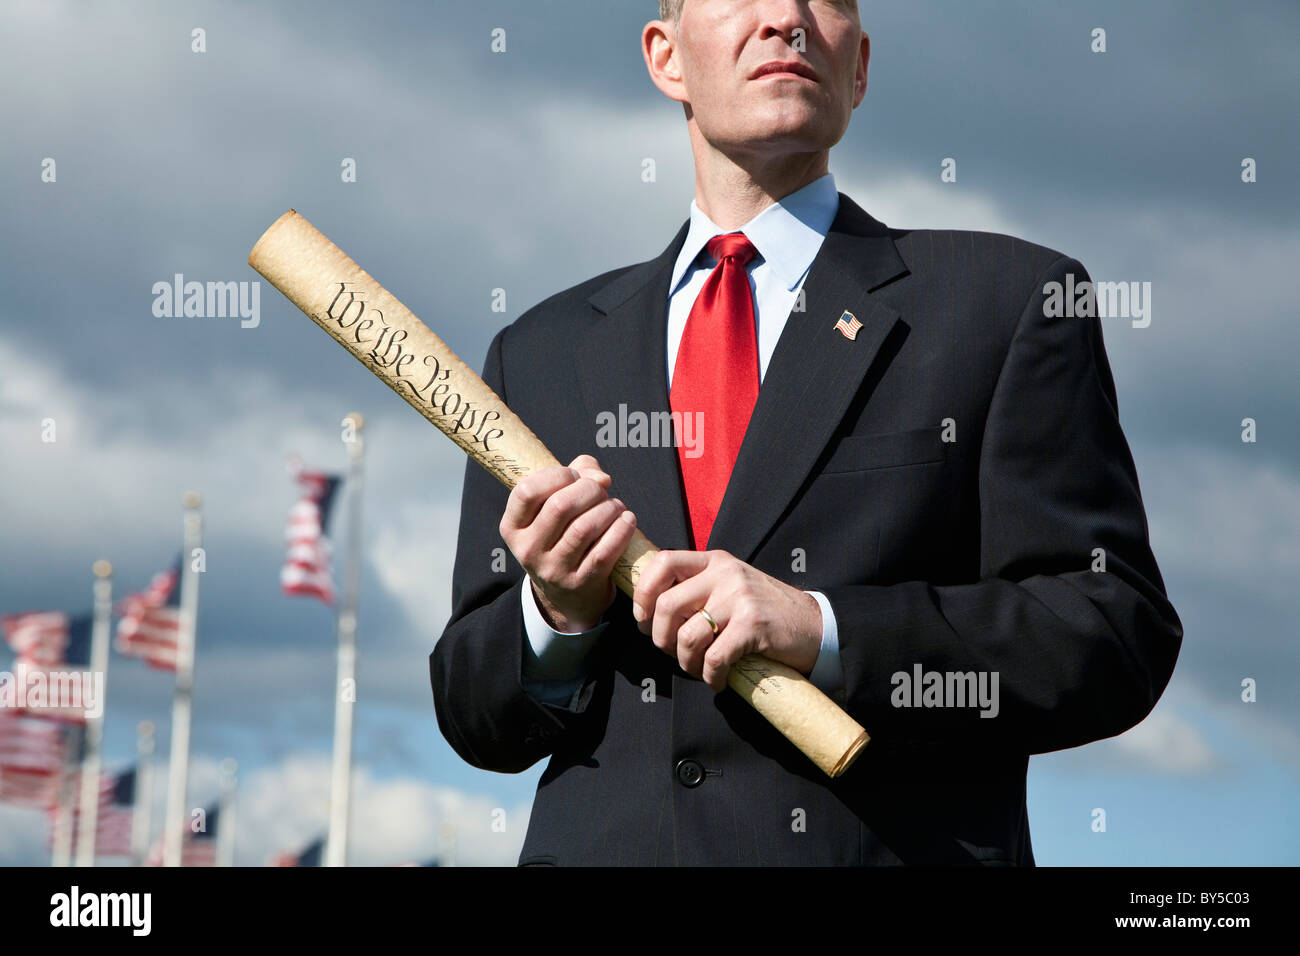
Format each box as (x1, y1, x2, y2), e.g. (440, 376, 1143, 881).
(675, 758, 705, 788)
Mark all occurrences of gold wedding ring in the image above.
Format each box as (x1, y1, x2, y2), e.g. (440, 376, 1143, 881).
(698, 607, 719, 635)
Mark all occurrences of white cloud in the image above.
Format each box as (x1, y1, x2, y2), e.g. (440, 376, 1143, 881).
(1034, 701, 1218, 778)
(369, 499, 462, 641)
(233, 753, 530, 867)
(1106, 706, 1217, 774)
(0, 336, 467, 587)
(1141, 444, 1300, 607)
(0, 752, 531, 866)
(839, 171, 1027, 237)
(0, 339, 344, 557)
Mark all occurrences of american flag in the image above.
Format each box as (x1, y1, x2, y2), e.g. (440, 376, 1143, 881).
(1, 612, 95, 723)
(115, 558, 182, 671)
(0, 710, 67, 809)
(44, 766, 134, 856)
(1, 611, 71, 666)
(144, 803, 220, 867)
(834, 310, 863, 341)
(281, 464, 342, 605)
(269, 835, 324, 867)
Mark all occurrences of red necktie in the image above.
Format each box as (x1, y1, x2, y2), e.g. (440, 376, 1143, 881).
(670, 232, 760, 550)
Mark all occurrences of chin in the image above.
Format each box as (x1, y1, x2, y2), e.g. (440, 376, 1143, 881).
(758, 100, 838, 134)
(732, 118, 841, 154)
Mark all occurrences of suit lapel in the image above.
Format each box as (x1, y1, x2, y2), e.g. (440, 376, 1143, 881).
(578, 221, 694, 552)
(707, 195, 909, 561)
(577, 195, 909, 562)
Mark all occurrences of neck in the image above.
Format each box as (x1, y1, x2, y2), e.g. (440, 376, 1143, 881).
(690, 135, 831, 229)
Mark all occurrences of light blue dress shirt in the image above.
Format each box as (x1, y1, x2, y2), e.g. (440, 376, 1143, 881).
(521, 173, 845, 705)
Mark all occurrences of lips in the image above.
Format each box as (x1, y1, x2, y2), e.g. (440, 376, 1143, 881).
(750, 60, 818, 81)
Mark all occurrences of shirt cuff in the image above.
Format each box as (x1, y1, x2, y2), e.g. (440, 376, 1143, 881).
(520, 579, 609, 692)
(805, 590, 844, 698)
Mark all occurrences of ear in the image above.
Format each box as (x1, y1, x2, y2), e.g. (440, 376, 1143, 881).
(643, 19, 688, 103)
(851, 30, 870, 108)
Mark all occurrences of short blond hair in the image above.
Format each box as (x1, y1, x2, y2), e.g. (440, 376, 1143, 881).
(658, 0, 683, 21)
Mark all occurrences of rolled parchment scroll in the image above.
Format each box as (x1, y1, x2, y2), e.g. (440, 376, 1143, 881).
(249, 210, 869, 778)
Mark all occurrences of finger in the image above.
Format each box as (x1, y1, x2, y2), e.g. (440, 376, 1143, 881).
(676, 605, 727, 680)
(531, 477, 610, 552)
(502, 466, 581, 533)
(648, 572, 717, 665)
(575, 508, 638, 585)
(702, 630, 755, 693)
(568, 454, 611, 488)
(652, 571, 721, 653)
(550, 497, 627, 575)
(632, 550, 711, 629)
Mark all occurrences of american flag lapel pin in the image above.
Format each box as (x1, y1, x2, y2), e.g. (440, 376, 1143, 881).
(834, 310, 862, 341)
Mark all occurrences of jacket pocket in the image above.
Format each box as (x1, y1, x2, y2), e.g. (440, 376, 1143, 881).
(518, 854, 558, 867)
(820, 426, 948, 474)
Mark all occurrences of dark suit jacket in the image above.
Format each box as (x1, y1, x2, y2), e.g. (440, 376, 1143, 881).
(429, 193, 1182, 866)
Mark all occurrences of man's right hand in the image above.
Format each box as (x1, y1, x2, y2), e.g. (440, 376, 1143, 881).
(500, 454, 638, 633)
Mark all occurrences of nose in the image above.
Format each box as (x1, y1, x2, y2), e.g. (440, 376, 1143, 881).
(755, 0, 811, 43)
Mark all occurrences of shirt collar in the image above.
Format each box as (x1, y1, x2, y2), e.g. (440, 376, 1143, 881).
(669, 172, 840, 295)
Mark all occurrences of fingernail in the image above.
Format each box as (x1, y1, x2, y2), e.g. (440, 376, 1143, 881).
(621, 511, 636, 525)
(632, 603, 644, 622)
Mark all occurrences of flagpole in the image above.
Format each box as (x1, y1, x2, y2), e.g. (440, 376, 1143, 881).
(440, 820, 457, 868)
(132, 721, 154, 866)
(325, 413, 365, 867)
(50, 726, 83, 867)
(74, 559, 113, 867)
(216, 758, 237, 867)
(163, 492, 202, 867)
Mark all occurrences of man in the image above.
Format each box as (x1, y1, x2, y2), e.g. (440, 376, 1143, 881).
(430, 0, 1182, 865)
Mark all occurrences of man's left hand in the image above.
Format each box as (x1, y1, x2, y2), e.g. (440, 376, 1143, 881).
(631, 550, 822, 692)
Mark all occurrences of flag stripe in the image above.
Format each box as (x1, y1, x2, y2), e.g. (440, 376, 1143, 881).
(115, 561, 182, 672)
(281, 467, 341, 606)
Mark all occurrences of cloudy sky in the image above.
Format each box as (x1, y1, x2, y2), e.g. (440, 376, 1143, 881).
(1, 0, 1297, 865)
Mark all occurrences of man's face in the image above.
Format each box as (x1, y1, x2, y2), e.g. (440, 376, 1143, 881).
(667, 0, 868, 157)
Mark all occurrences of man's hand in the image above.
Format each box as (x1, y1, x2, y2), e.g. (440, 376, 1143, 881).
(500, 454, 638, 633)
(631, 550, 823, 692)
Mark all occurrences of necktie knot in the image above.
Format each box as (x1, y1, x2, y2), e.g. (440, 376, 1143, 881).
(706, 232, 757, 269)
